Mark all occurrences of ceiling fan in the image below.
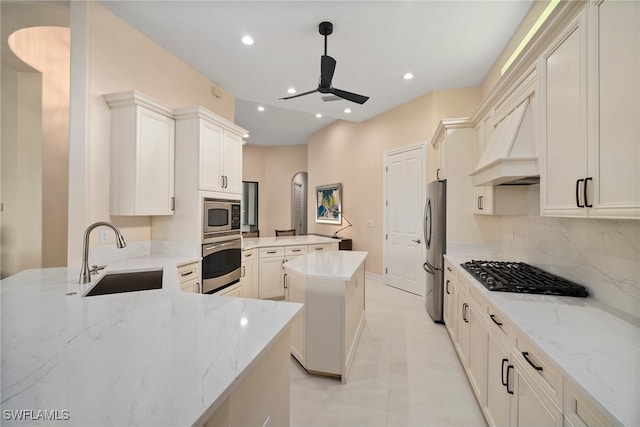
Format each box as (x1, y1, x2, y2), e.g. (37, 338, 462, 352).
(280, 21, 370, 105)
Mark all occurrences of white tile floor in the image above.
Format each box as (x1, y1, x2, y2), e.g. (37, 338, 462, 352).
(290, 277, 486, 427)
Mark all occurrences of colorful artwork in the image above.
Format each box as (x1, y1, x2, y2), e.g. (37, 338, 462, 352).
(316, 183, 342, 224)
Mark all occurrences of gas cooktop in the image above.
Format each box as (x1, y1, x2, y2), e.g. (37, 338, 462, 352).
(461, 260, 588, 297)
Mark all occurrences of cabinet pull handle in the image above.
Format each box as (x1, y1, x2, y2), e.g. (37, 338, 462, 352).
(292, 249, 302, 252)
(576, 179, 585, 208)
(477, 196, 481, 210)
(241, 265, 245, 278)
(462, 303, 469, 323)
(584, 177, 593, 208)
(283, 273, 288, 289)
(479, 195, 483, 210)
(171, 197, 175, 211)
(436, 168, 441, 180)
(221, 175, 225, 188)
(447, 266, 452, 272)
(315, 247, 324, 251)
(196, 282, 201, 293)
(446, 280, 450, 295)
(501, 358, 509, 386)
(180, 270, 194, 277)
(266, 250, 277, 254)
(522, 352, 543, 371)
(244, 253, 252, 258)
(490, 314, 503, 326)
(506, 365, 514, 394)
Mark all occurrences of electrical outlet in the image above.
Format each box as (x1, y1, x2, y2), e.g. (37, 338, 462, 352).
(99, 229, 109, 244)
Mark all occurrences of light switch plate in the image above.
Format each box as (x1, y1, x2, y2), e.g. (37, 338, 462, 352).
(99, 229, 109, 244)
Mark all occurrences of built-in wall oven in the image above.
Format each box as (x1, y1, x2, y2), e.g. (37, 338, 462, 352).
(202, 198, 242, 294)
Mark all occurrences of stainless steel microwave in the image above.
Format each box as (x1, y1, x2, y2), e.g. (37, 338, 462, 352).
(203, 198, 241, 239)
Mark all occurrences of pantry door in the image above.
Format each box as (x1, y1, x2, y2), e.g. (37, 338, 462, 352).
(383, 144, 426, 296)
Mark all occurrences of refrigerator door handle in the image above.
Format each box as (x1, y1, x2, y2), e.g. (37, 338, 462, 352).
(424, 199, 432, 249)
(423, 259, 442, 274)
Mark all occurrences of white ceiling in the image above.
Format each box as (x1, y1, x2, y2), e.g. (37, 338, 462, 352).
(100, 1, 533, 146)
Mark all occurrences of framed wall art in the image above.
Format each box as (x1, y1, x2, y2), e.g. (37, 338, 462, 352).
(316, 183, 342, 224)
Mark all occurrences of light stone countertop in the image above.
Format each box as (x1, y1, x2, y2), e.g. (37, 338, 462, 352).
(0, 255, 302, 427)
(242, 235, 340, 250)
(445, 254, 639, 427)
(284, 251, 368, 281)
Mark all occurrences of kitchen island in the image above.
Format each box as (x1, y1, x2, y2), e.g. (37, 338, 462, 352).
(0, 256, 301, 427)
(283, 251, 367, 383)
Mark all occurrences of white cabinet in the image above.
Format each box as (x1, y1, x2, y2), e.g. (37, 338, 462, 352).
(214, 281, 241, 297)
(540, 3, 640, 219)
(104, 91, 175, 216)
(240, 249, 258, 298)
(473, 114, 495, 214)
(432, 133, 447, 181)
(258, 247, 285, 299)
(486, 331, 511, 427)
(564, 381, 612, 427)
(307, 243, 338, 253)
(173, 107, 246, 197)
(511, 365, 563, 427)
(443, 263, 457, 340)
(177, 260, 201, 293)
(285, 258, 366, 383)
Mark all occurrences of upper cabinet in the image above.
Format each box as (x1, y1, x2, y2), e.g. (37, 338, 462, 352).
(104, 91, 175, 216)
(540, 2, 640, 219)
(173, 107, 246, 197)
(473, 114, 495, 214)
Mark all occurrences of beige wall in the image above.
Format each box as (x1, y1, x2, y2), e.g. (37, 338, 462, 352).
(307, 87, 481, 276)
(243, 144, 308, 237)
(68, 2, 234, 266)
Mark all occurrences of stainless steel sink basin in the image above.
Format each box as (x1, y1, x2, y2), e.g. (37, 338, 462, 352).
(85, 269, 163, 296)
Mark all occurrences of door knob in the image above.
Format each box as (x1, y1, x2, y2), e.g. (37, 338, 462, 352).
(412, 239, 421, 244)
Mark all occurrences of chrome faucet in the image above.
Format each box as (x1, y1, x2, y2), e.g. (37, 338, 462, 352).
(79, 222, 126, 284)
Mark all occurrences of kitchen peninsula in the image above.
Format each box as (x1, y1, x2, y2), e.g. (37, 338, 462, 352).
(0, 256, 301, 427)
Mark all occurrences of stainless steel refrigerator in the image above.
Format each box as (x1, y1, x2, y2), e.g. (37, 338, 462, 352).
(424, 179, 446, 323)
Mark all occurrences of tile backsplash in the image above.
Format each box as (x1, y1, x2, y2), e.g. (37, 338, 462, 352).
(499, 186, 640, 320)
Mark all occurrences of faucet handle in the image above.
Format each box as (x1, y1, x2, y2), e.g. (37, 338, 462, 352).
(90, 264, 106, 275)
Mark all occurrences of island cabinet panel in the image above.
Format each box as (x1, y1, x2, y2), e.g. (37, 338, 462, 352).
(284, 251, 367, 383)
(240, 249, 258, 298)
(204, 331, 291, 427)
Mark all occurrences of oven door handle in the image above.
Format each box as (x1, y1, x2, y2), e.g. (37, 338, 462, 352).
(203, 240, 241, 255)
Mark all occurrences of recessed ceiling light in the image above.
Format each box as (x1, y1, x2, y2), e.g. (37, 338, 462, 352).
(257, 106, 265, 112)
(241, 35, 254, 46)
(403, 72, 414, 80)
(287, 87, 296, 94)
(344, 108, 352, 114)
(315, 113, 322, 118)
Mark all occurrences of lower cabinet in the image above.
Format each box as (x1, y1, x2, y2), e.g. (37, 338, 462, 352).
(447, 261, 612, 427)
(178, 261, 201, 293)
(240, 249, 258, 298)
(214, 281, 241, 297)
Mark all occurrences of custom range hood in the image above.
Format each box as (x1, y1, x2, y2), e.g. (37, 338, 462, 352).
(471, 98, 539, 186)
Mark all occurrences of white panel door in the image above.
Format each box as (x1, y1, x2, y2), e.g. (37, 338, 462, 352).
(223, 131, 243, 194)
(199, 120, 223, 192)
(384, 145, 426, 295)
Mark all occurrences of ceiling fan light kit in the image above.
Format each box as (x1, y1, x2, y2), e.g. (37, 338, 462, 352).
(280, 21, 370, 105)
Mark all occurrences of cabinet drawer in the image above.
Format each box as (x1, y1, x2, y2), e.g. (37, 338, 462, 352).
(515, 335, 563, 408)
(564, 382, 612, 427)
(308, 243, 337, 252)
(484, 305, 512, 344)
(177, 261, 200, 284)
(242, 249, 257, 262)
(285, 245, 307, 256)
(259, 247, 284, 258)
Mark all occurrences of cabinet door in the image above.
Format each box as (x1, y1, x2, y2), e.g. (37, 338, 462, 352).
(540, 11, 588, 217)
(467, 304, 488, 406)
(587, 0, 640, 219)
(180, 278, 199, 293)
(240, 257, 256, 298)
(512, 367, 563, 427)
(443, 273, 457, 340)
(286, 272, 306, 364)
(455, 293, 471, 367)
(135, 107, 175, 215)
(223, 132, 243, 195)
(473, 115, 494, 215)
(199, 119, 224, 192)
(486, 333, 511, 427)
(259, 256, 285, 299)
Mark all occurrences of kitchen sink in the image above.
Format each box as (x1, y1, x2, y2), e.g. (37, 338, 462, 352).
(85, 269, 163, 296)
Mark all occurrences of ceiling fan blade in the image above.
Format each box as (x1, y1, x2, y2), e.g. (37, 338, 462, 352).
(320, 55, 336, 88)
(330, 88, 369, 105)
(279, 88, 319, 100)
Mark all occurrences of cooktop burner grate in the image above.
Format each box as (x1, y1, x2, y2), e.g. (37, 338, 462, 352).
(461, 260, 588, 297)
